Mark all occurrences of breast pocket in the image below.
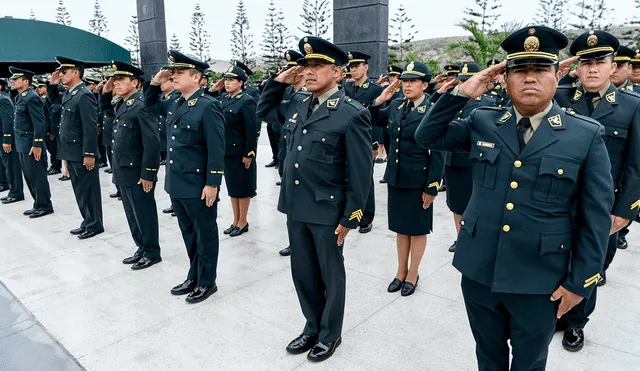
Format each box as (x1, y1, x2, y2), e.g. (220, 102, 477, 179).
(470, 146, 501, 189)
(532, 157, 580, 204)
(179, 120, 201, 144)
(308, 131, 340, 165)
(603, 126, 627, 159)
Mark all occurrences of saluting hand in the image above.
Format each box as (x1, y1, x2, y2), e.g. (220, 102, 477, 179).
(458, 60, 508, 99)
(103, 77, 115, 94)
(422, 192, 435, 209)
(29, 147, 42, 161)
(210, 79, 224, 92)
(50, 71, 61, 85)
(138, 178, 153, 193)
(557, 56, 579, 82)
(274, 66, 304, 85)
(551, 286, 583, 319)
(152, 70, 172, 85)
(201, 185, 218, 207)
(335, 224, 352, 246)
(373, 79, 402, 106)
(437, 79, 459, 94)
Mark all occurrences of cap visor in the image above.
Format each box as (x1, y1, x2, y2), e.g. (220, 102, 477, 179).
(578, 51, 614, 62)
(507, 58, 557, 68)
(399, 72, 429, 81)
(455, 74, 474, 81)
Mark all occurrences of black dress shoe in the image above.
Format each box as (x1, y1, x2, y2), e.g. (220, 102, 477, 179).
(438, 184, 446, 192)
(0, 196, 8, 201)
(307, 338, 342, 362)
(59, 175, 71, 181)
(122, 252, 143, 264)
(29, 209, 54, 218)
(223, 224, 236, 235)
(99, 162, 108, 168)
(387, 278, 404, 293)
(276, 180, 282, 186)
(1, 197, 23, 204)
(286, 334, 318, 354)
(160, 159, 166, 166)
(230, 224, 249, 237)
(162, 206, 174, 214)
(358, 222, 372, 234)
(562, 326, 584, 352)
(265, 160, 278, 168)
(618, 235, 628, 250)
(185, 285, 217, 303)
(401, 276, 419, 297)
(131, 256, 162, 270)
(23, 208, 36, 216)
(448, 241, 457, 253)
(279, 247, 291, 256)
(0, 186, 9, 192)
(171, 211, 176, 217)
(78, 230, 103, 240)
(47, 168, 62, 175)
(379, 178, 387, 183)
(109, 192, 121, 198)
(171, 280, 197, 296)
(70, 227, 85, 235)
(597, 270, 606, 287)
(104, 168, 111, 173)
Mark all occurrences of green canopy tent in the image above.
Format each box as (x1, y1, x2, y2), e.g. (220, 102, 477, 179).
(0, 18, 131, 77)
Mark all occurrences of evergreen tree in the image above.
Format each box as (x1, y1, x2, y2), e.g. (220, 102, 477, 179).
(298, 0, 331, 39)
(125, 16, 140, 67)
(463, 0, 502, 33)
(231, 0, 256, 69)
(276, 8, 293, 59)
(621, 0, 640, 49)
(169, 33, 182, 51)
(569, 0, 591, 29)
(588, 0, 613, 30)
(29, 10, 36, 20)
(261, 0, 281, 71)
(88, 0, 108, 36)
(535, 0, 567, 31)
(551, 0, 568, 31)
(389, 4, 417, 63)
(189, 3, 211, 61)
(55, 0, 72, 26)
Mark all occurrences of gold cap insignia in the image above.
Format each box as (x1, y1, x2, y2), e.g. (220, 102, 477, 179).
(348, 52, 353, 60)
(407, 62, 415, 72)
(587, 34, 598, 47)
(548, 114, 562, 127)
(528, 28, 536, 35)
(112, 63, 118, 71)
(286, 53, 291, 61)
(524, 36, 540, 52)
(168, 55, 176, 63)
(635, 50, 640, 59)
(388, 66, 392, 72)
(461, 64, 468, 74)
(227, 67, 234, 73)
(304, 43, 313, 54)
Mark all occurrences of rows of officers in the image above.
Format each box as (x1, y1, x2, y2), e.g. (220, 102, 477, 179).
(0, 27, 639, 368)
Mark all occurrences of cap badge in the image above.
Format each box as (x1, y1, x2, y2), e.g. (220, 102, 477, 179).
(407, 62, 415, 72)
(348, 52, 354, 60)
(461, 64, 468, 74)
(587, 34, 598, 47)
(524, 36, 540, 52)
(286, 53, 291, 61)
(304, 43, 313, 54)
(227, 67, 234, 73)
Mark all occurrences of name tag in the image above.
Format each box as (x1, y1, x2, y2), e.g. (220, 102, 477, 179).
(476, 141, 495, 148)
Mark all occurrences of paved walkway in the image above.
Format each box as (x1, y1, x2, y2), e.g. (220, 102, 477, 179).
(0, 133, 639, 371)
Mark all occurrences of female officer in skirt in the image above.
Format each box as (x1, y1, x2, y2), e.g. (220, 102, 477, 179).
(219, 66, 258, 237)
(371, 62, 445, 296)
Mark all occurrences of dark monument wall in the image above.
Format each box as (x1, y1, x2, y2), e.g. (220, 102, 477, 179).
(137, 0, 168, 79)
(333, 0, 389, 78)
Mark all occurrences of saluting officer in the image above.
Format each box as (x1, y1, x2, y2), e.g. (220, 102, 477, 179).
(101, 61, 162, 270)
(233, 61, 261, 103)
(415, 26, 614, 370)
(7, 67, 54, 218)
(257, 36, 372, 362)
(554, 30, 640, 352)
(145, 50, 225, 304)
(377, 65, 404, 183)
(486, 59, 511, 107)
(342, 51, 384, 234)
(0, 78, 24, 203)
(50, 57, 104, 239)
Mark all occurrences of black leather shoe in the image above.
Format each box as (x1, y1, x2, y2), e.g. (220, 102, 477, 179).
(160, 159, 166, 166)
(279, 247, 291, 256)
(401, 276, 419, 297)
(1, 197, 23, 204)
(286, 334, 318, 354)
(109, 192, 121, 198)
(104, 168, 112, 173)
(223, 224, 236, 235)
(618, 235, 628, 250)
(562, 327, 584, 352)
(230, 224, 249, 237)
(171, 211, 176, 217)
(29, 209, 54, 218)
(162, 206, 174, 214)
(131, 257, 162, 270)
(70, 227, 85, 235)
(448, 241, 457, 253)
(99, 162, 108, 168)
(47, 168, 62, 175)
(374, 158, 386, 164)
(78, 230, 103, 240)
(122, 252, 143, 264)
(185, 285, 217, 303)
(0, 196, 8, 201)
(0, 186, 9, 192)
(171, 280, 197, 296)
(307, 338, 342, 362)
(438, 184, 446, 192)
(379, 178, 387, 183)
(387, 278, 404, 293)
(358, 222, 372, 234)
(597, 270, 606, 287)
(265, 160, 278, 168)
(59, 175, 71, 181)
(23, 208, 36, 216)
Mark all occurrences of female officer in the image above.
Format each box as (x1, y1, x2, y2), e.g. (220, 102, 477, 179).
(371, 62, 445, 296)
(219, 66, 258, 237)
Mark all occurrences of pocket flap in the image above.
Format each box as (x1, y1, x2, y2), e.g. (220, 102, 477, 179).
(538, 157, 580, 180)
(181, 120, 200, 131)
(118, 155, 141, 167)
(314, 188, 345, 202)
(540, 231, 573, 254)
(604, 126, 628, 139)
(311, 131, 340, 147)
(470, 146, 501, 164)
(460, 210, 479, 236)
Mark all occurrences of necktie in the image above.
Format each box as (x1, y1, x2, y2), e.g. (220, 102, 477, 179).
(353, 86, 359, 95)
(307, 98, 319, 119)
(402, 101, 414, 119)
(178, 97, 186, 106)
(585, 92, 598, 116)
(517, 118, 532, 150)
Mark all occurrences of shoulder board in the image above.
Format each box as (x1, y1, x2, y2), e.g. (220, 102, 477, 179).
(619, 89, 640, 100)
(475, 105, 507, 112)
(556, 84, 575, 90)
(344, 96, 366, 110)
(561, 108, 601, 127)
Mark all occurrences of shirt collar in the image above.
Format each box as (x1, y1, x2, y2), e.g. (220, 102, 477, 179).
(69, 82, 83, 92)
(183, 88, 201, 101)
(410, 95, 425, 107)
(513, 102, 553, 131)
(315, 86, 339, 106)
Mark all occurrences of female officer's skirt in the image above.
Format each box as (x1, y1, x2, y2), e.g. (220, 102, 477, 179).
(224, 155, 257, 198)
(387, 185, 433, 236)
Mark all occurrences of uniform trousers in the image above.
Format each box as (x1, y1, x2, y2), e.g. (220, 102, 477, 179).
(0, 149, 23, 199)
(171, 197, 219, 287)
(120, 184, 161, 259)
(19, 152, 53, 212)
(266, 122, 280, 162)
(0, 156, 7, 187)
(45, 135, 61, 170)
(288, 219, 345, 344)
(68, 160, 104, 232)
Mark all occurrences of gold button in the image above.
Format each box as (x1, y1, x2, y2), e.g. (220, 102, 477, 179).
(510, 181, 518, 189)
(514, 160, 522, 168)
(560, 244, 564, 249)
(187, 125, 190, 128)
(395, 149, 398, 153)
(114, 129, 117, 132)
(196, 169, 200, 172)
(298, 146, 302, 151)
(503, 225, 511, 232)
(557, 169, 564, 175)
(479, 153, 483, 157)
(169, 160, 173, 164)
(123, 124, 127, 127)
(111, 140, 114, 143)
(170, 148, 173, 152)
(295, 163, 299, 168)
(116, 119, 119, 123)
(174, 125, 177, 128)
(295, 180, 300, 185)
(396, 138, 399, 142)
(303, 129, 307, 134)
(171, 136, 175, 140)
(284, 135, 287, 139)
(129, 162, 133, 166)
(506, 203, 514, 210)
(460, 221, 465, 226)
(397, 127, 401, 132)
(330, 195, 334, 200)
(395, 159, 399, 164)
(614, 131, 618, 135)
(322, 138, 326, 142)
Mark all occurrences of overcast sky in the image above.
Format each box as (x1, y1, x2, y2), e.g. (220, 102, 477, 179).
(2, 0, 636, 60)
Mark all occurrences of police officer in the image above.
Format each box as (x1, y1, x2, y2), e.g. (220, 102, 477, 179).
(50, 57, 104, 239)
(0, 78, 23, 202)
(554, 30, 640, 352)
(415, 26, 613, 370)
(156, 79, 179, 217)
(377, 65, 404, 183)
(257, 36, 372, 362)
(371, 61, 445, 296)
(6, 67, 54, 218)
(100, 75, 116, 174)
(145, 50, 225, 304)
(45, 81, 63, 176)
(630, 49, 640, 84)
(100, 61, 162, 270)
(486, 59, 511, 107)
(233, 61, 261, 103)
(612, 45, 640, 92)
(343, 51, 383, 234)
(33, 79, 52, 175)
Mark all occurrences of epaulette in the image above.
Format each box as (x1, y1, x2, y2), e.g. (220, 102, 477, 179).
(561, 108, 602, 127)
(619, 88, 640, 100)
(556, 84, 575, 90)
(344, 96, 366, 110)
(476, 105, 508, 112)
